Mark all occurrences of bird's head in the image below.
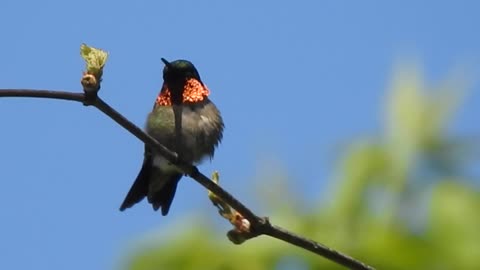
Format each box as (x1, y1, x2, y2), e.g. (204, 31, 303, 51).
(156, 58, 210, 106)
(162, 58, 202, 85)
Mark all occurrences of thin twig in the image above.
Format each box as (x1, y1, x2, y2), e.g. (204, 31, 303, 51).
(264, 224, 373, 270)
(0, 89, 84, 102)
(0, 88, 375, 270)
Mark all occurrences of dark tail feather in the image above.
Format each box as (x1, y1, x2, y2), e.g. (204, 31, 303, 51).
(149, 173, 182, 216)
(119, 157, 152, 211)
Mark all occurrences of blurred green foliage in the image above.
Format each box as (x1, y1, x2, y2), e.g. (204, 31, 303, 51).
(122, 66, 479, 270)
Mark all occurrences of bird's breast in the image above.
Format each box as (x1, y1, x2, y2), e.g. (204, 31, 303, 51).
(146, 99, 224, 163)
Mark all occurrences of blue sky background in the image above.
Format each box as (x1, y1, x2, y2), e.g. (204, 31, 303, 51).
(0, 1, 479, 269)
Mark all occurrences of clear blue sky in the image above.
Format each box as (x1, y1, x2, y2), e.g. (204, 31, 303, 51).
(0, 1, 479, 269)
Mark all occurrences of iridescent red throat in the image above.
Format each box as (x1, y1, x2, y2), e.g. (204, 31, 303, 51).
(155, 78, 210, 106)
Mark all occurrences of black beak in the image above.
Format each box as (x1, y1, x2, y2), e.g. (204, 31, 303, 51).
(161, 58, 173, 69)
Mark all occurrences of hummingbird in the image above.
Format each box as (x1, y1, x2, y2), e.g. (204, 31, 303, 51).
(119, 58, 224, 216)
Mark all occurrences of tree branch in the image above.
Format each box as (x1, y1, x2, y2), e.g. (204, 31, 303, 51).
(0, 88, 375, 270)
(0, 89, 84, 102)
(264, 224, 373, 270)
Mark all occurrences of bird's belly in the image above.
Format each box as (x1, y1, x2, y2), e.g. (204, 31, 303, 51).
(152, 154, 182, 172)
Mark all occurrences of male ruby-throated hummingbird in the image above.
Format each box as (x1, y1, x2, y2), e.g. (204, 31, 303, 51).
(119, 58, 224, 215)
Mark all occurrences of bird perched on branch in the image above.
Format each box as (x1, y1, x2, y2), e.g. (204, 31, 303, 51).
(119, 58, 224, 215)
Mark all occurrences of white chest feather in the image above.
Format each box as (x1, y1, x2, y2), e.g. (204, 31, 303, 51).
(152, 155, 181, 173)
